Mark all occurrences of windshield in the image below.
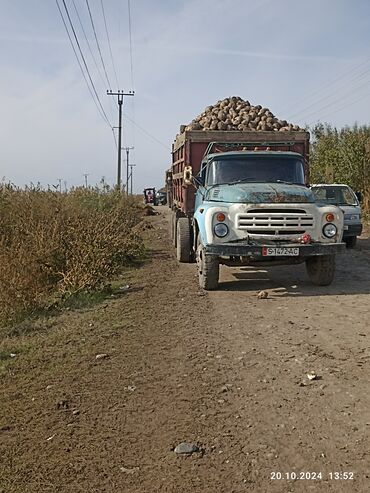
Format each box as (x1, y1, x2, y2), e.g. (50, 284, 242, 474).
(312, 186, 358, 206)
(206, 156, 305, 186)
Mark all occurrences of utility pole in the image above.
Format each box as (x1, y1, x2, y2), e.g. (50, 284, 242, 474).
(83, 173, 89, 188)
(57, 178, 62, 193)
(63, 180, 68, 193)
(107, 90, 134, 190)
(129, 163, 136, 195)
(123, 146, 134, 195)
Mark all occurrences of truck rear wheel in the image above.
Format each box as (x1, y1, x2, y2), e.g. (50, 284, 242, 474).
(197, 238, 219, 290)
(176, 217, 191, 263)
(305, 255, 335, 286)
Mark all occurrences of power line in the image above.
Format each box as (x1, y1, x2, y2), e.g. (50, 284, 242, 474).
(56, 0, 111, 127)
(127, 0, 135, 90)
(100, 0, 120, 89)
(112, 127, 118, 150)
(85, 0, 112, 89)
(286, 64, 370, 122)
(298, 75, 370, 125)
(124, 114, 170, 150)
(307, 88, 370, 127)
(60, 0, 112, 126)
(126, 0, 136, 148)
(71, 0, 117, 121)
(276, 56, 370, 118)
(71, 0, 107, 90)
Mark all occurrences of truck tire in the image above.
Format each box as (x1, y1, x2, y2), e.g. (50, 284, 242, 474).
(176, 217, 191, 262)
(197, 237, 219, 290)
(305, 255, 335, 286)
(344, 236, 357, 249)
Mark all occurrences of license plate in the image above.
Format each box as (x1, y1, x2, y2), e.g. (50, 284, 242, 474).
(262, 247, 299, 256)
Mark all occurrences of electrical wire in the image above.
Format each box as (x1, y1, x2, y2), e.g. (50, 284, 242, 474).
(127, 0, 135, 90)
(126, 0, 136, 148)
(61, 0, 112, 126)
(71, 0, 107, 89)
(71, 0, 116, 119)
(307, 87, 370, 127)
(295, 74, 370, 125)
(85, 0, 112, 89)
(100, 0, 120, 89)
(112, 127, 118, 150)
(56, 0, 111, 127)
(124, 114, 170, 150)
(276, 56, 370, 118)
(286, 64, 370, 122)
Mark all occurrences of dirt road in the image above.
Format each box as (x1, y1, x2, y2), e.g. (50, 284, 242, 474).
(1, 208, 370, 492)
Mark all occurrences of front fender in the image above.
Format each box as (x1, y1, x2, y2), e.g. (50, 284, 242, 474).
(194, 204, 230, 245)
(193, 208, 207, 245)
(315, 204, 344, 242)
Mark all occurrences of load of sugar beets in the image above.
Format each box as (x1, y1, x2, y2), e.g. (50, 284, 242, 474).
(181, 96, 304, 133)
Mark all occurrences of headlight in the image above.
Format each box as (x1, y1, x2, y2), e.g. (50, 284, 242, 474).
(214, 223, 229, 237)
(323, 223, 337, 238)
(344, 214, 360, 221)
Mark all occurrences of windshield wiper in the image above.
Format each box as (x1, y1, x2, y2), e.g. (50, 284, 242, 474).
(226, 178, 260, 185)
(271, 180, 302, 185)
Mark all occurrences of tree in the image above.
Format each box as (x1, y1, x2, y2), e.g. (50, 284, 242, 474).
(310, 123, 370, 211)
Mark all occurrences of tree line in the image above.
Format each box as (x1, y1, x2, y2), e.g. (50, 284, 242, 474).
(309, 123, 370, 211)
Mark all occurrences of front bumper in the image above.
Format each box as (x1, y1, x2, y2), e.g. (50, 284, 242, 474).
(204, 242, 346, 257)
(343, 224, 363, 238)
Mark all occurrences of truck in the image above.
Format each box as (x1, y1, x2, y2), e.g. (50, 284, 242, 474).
(167, 130, 345, 290)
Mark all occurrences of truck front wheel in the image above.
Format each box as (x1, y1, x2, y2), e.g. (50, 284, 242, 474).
(176, 217, 191, 263)
(197, 238, 219, 290)
(305, 255, 335, 286)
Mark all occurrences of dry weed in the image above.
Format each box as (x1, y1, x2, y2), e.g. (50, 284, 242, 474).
(0, 186, 144, 325)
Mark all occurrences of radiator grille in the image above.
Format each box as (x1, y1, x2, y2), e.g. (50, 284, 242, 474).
(237, 209, 314, 235)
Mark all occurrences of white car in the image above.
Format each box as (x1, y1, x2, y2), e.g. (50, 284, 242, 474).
(311, 184, 362, 248)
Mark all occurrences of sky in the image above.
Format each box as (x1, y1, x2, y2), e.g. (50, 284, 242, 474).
(0, 0, 369, 192)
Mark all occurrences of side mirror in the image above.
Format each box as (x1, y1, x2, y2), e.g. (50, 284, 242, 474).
(183, 165, 193, 185)
(355, 191, 362, 203)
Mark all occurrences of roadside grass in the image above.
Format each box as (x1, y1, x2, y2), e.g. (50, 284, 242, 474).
(0, 254, 148, 376)
(0, 185, 146, 329)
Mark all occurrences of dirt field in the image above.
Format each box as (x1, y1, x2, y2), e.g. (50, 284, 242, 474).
(1, 208, 370, 493)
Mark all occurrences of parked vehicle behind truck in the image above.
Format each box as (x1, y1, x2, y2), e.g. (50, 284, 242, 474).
(311, 184, 362, 248)
(168, 129, 345, 290)
(143, 187, 157, 206)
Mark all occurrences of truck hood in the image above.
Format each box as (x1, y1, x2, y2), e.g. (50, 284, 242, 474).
(206, 182, 314, 204)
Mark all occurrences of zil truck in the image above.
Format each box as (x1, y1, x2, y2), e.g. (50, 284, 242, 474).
(167, 130, 345, 290)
